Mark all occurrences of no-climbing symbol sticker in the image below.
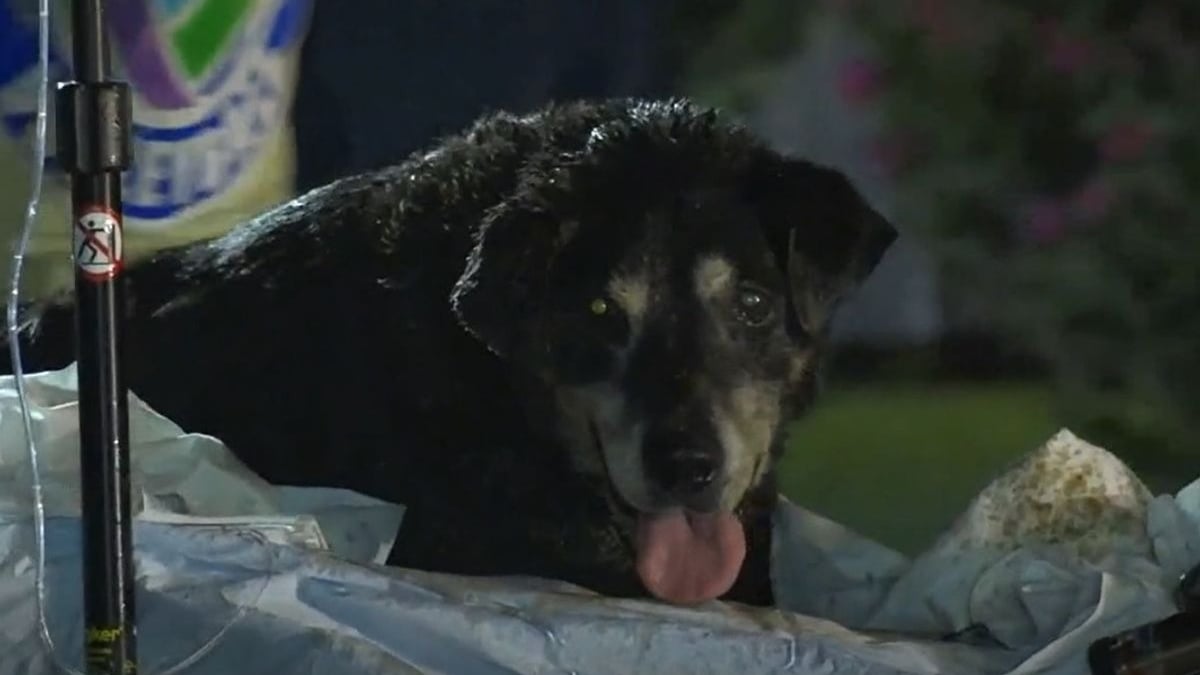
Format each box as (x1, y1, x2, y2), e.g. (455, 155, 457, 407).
(74, 208, 124, 282)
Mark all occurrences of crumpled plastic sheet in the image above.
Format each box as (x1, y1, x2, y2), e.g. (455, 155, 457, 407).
(0, 365, 1196, 675)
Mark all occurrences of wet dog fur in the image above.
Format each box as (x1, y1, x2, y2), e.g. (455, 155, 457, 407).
(5, 99, 895, 606)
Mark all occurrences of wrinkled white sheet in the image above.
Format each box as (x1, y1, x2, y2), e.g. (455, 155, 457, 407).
(0, 365, 1196, 674)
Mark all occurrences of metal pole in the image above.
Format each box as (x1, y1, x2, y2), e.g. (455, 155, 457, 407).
(54, 0, 137, 672)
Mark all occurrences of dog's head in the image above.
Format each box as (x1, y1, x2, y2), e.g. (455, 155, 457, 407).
(450, 100, 895, 604)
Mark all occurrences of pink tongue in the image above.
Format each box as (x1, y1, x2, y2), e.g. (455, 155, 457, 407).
(635, 510, 746, 605)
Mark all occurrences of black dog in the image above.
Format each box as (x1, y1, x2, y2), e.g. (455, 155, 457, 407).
(7, 99, 895, 607)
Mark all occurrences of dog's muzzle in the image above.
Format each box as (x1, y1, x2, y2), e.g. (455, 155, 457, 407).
(640, 426, 723, 512)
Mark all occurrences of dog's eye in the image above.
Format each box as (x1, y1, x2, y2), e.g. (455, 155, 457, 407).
(578, 295, 628, 343)
(589, 297, 612, 317)
(734, 284, 774, 327)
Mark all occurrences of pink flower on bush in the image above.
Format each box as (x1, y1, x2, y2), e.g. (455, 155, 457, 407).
(1070, 178, 1112, 222)
(1100, 121, 1155, 162)
(837, 58, 884, 105)
(1022, 199, 1068, 244)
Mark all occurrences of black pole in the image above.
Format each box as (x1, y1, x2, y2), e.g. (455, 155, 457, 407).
(54, 0, 137, 673)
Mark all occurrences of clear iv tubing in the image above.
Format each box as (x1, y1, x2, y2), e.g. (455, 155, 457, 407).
(6, 2, 263, 672)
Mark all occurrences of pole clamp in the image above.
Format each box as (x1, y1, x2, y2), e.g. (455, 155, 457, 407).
(55, 81, 133, 176)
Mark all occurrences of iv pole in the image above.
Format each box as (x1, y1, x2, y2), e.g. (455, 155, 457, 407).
(55, 0, 137, 672)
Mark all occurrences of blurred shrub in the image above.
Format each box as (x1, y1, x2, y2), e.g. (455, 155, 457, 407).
(665, 0, 809, 111)
(674, 1, 1200, 466)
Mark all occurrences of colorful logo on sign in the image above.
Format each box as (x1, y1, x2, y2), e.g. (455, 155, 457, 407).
(0, 0, 309, 227)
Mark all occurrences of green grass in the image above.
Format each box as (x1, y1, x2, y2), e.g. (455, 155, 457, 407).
(777, 382, 1059, 556)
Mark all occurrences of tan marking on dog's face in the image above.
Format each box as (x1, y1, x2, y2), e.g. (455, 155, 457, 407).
(554, 260, 659, 508)
(711, 382, 782, 511)
(607, 272, 650, 330)
(693, 254, 783, 510)
(556, 382, 657, 511)
(693, 255, 735, 302)
(788, 350, 817, 384)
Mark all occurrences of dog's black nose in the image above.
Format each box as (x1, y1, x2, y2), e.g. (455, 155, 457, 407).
(669, 451, 718, 492)
(643, 430, 721, 498)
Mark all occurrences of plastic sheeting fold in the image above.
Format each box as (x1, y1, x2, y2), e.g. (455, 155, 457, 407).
(1, 366, 1196, 674)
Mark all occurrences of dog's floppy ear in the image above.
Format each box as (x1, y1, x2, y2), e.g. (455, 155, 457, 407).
(751, 158, 897, 335)
(450, 198, 563, 359)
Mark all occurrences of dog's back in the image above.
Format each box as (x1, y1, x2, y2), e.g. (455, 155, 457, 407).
(0, 99, 671, 521)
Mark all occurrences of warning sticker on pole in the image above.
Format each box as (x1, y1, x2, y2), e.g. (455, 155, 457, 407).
(74, 208, 124, 282)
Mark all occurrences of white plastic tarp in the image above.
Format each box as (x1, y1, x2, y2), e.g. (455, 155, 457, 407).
(0, 365, 1196, 674)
